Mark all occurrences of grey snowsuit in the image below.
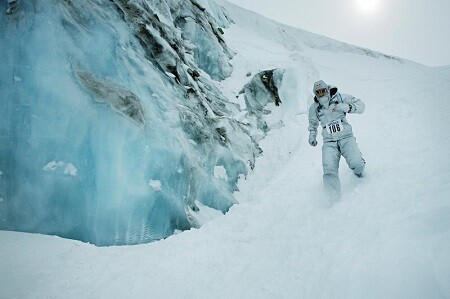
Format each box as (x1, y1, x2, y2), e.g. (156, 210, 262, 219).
(308, 85, 365, 199)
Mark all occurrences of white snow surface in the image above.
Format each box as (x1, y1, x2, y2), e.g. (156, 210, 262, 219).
(1, 2, 450, 298)
(43, 161, 78, 176)
(42, 160, 65, 172)
(148, 179, 163, 192)
(64, 163, 78, 176)
(214, 165, 228, 181)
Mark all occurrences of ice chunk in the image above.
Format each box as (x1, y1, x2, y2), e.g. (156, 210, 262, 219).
(214, 165, 228, 181)
(149, 180, 162, 192)
(64, 163, 78, 176)
(43, 161, 64, 172)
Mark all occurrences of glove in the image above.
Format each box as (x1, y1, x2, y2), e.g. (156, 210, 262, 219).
(309, 134, 317, 147)
(335, 103, 350, 113)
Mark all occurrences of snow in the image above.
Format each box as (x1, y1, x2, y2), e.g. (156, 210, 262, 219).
(214, 165, 228, 181)
(42, 160, 65, 172)
(64, 163, 78, 176)
(148, 179, 162, 192)
(43, 161, 77, 176)
(188, 200, 224, 226)
(1, 0, 450, 298)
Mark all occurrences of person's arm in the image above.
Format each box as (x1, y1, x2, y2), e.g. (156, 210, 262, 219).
(342, 94, 365, 114)
(308, 104, 319, 146)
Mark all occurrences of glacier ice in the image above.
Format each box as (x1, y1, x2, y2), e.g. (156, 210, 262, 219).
(0, 0, 262, 246)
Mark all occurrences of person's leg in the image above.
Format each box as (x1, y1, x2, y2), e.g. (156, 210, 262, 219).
(322, 141, 341, 200)
(340, 136, 365, 176)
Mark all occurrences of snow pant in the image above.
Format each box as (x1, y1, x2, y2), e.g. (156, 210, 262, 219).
(322, 136, 365, 200)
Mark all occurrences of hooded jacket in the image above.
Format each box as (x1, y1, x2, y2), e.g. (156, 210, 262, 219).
(308, 85, 365, 142)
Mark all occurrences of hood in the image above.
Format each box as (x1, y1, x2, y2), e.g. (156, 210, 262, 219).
(314, 85, 338, 103)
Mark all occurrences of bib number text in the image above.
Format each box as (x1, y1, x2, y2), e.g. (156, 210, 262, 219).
(326, 119, 342, 135)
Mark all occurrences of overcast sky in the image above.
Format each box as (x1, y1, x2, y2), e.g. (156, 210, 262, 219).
(226, 0, 450, 67)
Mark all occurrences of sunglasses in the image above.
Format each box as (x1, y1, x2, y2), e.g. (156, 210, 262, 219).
(315, 88, 328, 97)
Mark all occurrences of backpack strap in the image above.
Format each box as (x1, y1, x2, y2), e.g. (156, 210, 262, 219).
(332, 92, 343, 103)
(338, 93, 347, 116)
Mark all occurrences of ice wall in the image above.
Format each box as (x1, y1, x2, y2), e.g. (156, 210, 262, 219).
(0, 0, 259, 245)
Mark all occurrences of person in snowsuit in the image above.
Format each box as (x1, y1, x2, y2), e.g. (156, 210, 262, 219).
(308, 80, 366, 200)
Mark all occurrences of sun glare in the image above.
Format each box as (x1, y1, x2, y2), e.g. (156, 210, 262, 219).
(355, 0, 380, 14)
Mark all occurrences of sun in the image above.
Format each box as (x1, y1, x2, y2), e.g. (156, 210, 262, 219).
(355, 0, 380, 14)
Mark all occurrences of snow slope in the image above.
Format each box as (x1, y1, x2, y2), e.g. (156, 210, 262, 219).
(1, 1, 450, 298)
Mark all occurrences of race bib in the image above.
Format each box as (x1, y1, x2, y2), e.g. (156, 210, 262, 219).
(326, 119, 343, 135)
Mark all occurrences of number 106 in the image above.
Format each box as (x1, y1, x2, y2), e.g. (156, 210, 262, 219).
(328, 124, 341, 134)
